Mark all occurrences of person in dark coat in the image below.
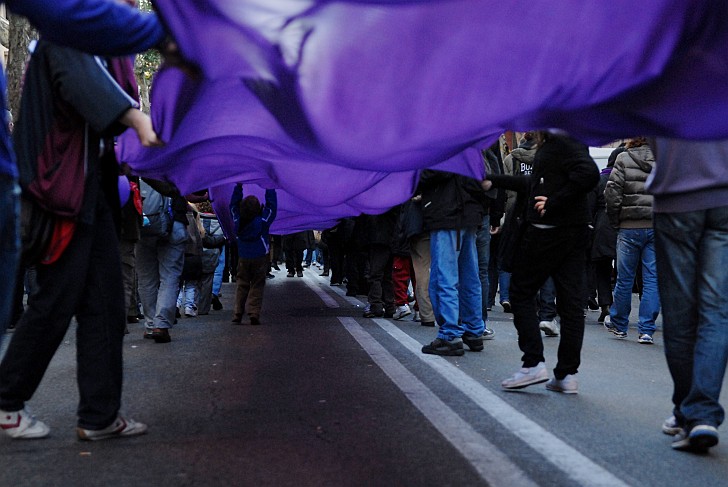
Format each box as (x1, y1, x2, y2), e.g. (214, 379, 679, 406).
(485, 132, 599, 394)
(590, 147, 624, 323)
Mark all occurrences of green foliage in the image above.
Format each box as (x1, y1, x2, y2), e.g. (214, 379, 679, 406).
(135, 0, 161, 82)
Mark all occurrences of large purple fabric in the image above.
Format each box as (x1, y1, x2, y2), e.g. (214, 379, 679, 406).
(118, 0, 728, 236)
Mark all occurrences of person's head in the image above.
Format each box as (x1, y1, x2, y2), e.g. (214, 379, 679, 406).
(239, 195, 262, 223)
(607, 147, 626, 168)
(625, 137, 649, 149)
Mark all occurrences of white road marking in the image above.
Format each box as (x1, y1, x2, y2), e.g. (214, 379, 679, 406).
(373, 319, 631, 487)
(339, 317, 539, 487)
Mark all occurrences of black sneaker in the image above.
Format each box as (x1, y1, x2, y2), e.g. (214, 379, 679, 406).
(501, 301, 512, 313)
(672, 425, 719, 453)
(422, 338, 464, 356)
(587, 297, 599, 311)
(211, 295, 223, 311)
(249, 316, 261, 326)
(462, 332, 484, 352)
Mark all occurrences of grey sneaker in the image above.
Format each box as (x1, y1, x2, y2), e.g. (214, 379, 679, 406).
(672, 424, 719, 452)
(539, 319, 560, 337)
(502, 362, 548, 390)
(0, 408, 50, 439)
(638, 334, 654, 344)
(462, 332, 484, 352)
(392, 304, 412, 320)
(422, 337, 464, 356)
(77, 415, 147, 441)
(545, 374, 579, 394)
(483, 327, 495, 340)
(662, 415, 682, 436)
(412, 311, 421, 322)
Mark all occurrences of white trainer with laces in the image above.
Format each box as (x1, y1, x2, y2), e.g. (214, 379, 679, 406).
(502, 362, 549, 390)
(0, 408, 50, 439)
(546, 374, 579, 394)
(77, 415, 147, 441)
(539, 319, 560, 337)
(392, 304, 412, 320)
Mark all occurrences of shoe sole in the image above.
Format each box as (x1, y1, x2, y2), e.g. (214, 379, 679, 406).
(540, 324, 559, 337)
(422, 348, 465, 356)
(545, 384, 578, 394)
(502, 376, 549, 390)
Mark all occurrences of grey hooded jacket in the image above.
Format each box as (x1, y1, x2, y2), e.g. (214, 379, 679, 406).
(605, 145, 655, 229)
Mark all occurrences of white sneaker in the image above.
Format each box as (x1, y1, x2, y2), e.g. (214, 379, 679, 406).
(539, 319, 560, 337)
(184, 307, 197, 318)
(411, 311, 421, 322)
(0, 408, 50, 439)
(392, 304, 412, 320)
(77, 415, 148, 441)
(502, 362, 549, 390)
(546, 374, 579, 394)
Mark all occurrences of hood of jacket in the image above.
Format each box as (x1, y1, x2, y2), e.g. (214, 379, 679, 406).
(625, 146, 654, 174)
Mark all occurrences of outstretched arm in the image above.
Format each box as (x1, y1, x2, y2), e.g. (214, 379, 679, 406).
(8, 0, 166, 55)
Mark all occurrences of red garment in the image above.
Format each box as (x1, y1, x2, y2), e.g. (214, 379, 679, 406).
(392, 255, 416, 308)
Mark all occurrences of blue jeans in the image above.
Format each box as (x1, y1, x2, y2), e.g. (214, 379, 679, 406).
(137, 221, 187, 329)
(476, 215, 491, 322)
(655, 209, 728, 428)
(610, 228, 660, 335)
(0, 177, 20, 341)
(213, 247, 225, 296)
(177, 282, 198, 310)
(429, 227, 485, 341)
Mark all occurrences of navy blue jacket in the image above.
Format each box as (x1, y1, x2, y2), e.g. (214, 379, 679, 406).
(230, 185, 277, 259)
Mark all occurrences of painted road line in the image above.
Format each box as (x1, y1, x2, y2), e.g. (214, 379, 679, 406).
(339, 317, 538, 487)
(302, 272, 339, 308)
(374, 319, 631, 487)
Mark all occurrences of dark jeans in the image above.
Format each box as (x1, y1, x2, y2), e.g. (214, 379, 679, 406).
(538, 277, 557, 322)
(367, 244, 394, 314)
(510, 224, 588, 379)
(655, 208, 728, 428)
(0, 199, 126, 430)
(593, 258, 614, 307)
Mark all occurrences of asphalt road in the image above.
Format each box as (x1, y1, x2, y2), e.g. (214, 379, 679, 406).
(0, 266, 726, 487)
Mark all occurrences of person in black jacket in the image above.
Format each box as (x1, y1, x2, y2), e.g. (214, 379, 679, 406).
(484, 132, 599, 394)
(418, 168, 487, 356)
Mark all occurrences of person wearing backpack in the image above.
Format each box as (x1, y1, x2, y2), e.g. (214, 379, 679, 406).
(136, 179, 189, 343)
(0, 37, 163, 441)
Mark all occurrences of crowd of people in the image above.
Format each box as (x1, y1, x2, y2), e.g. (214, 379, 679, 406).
(0, 0, 726, 460)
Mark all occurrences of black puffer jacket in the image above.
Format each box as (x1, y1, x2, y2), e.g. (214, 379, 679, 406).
(417, 170, 484, 232)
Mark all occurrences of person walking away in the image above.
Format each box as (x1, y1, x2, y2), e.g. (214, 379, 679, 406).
(604, 138, 660, 344)
(230, 184, 277, 325)
(647, 138, 728, 453)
